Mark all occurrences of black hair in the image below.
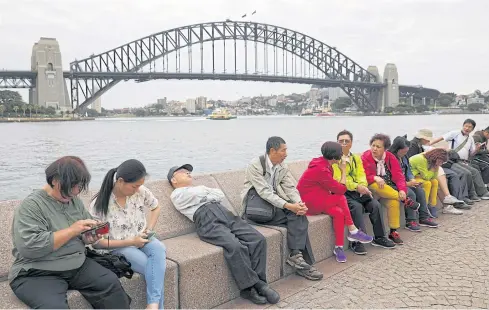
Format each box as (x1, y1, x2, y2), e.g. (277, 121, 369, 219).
(388, 135, 411, 156)
(45, 156, 91, 198)
(463, 118, 476, 128)
(266, 136, 286, 154)
(92, 159, 147, 216)
(483, 126, 489, 132)
(337, 130, 353, 141)
(370, 133, 391, 149)
(321, 141, 342, 160)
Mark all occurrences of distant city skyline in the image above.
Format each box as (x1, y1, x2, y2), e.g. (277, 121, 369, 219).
(1, 0, 487, 109)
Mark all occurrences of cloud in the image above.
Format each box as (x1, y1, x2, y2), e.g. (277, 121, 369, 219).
(0, 0, 487, 108)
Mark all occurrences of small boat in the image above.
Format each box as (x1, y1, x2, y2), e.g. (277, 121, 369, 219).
(316, 111, 335, 116)
(299, 108, 314, 116)
(206, 108, 237, 120)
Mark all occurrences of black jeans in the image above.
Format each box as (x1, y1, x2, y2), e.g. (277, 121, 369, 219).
(257, 208, 315, 266)
(345, 191, 385, 239)
(451, 162, 488, 197)
(10, 258, 131, 309)
(445, 167, 469, 200)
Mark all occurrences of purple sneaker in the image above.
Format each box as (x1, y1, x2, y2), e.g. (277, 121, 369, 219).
(333, 247, 347, 263)
(347, 230, 374, 244)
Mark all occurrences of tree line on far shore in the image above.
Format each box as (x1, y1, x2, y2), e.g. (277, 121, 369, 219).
(0, 90, 57, 118)
(2, 89, 488, 118)
(330, 91, 489, 113)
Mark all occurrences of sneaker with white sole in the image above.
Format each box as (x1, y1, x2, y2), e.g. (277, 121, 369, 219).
(442, 205, 463, 215)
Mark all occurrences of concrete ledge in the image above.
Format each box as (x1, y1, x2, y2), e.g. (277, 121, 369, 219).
(0, 201, 16, 278)
(0, 259, 178, 309)
(164, 228, 282, 309)
(287, 161, 310, 182)
(119, 260, 179, 309)
(212, 170, 247, 216)
(0, 281, 91, 309)
(0, 159, 451, 308)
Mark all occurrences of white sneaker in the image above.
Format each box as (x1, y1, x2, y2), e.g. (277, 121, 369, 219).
(442, 205, 463, 215)
(443, 195, 464, 205)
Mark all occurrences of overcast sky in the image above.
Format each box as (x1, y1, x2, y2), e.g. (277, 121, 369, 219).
(0, 0, 487, 108)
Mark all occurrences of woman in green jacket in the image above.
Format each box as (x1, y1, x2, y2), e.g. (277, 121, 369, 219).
(409, 149, 448, 216)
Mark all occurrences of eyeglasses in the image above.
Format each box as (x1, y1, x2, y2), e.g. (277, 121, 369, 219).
(338, 139, 351, 144)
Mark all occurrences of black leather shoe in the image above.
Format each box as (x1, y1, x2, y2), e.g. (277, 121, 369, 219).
(258, 285, 280, 304)
(240, 287, 267, 304)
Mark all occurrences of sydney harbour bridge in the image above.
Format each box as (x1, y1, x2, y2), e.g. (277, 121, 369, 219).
(0, 21, 440, 113)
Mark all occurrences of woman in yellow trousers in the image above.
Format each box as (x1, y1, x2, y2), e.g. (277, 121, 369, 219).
(361, 134, 420, 245)
(409, 148, 449, 218)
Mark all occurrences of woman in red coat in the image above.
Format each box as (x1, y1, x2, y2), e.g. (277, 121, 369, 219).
(297, 142, 373, 263)
(361, 133, 418, 245)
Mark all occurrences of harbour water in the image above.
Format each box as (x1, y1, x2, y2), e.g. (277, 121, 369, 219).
(1, 114, 488, 201)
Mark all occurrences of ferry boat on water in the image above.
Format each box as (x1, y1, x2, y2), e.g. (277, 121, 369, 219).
(316, 111, 335, 117)
(206, 108, 237, 120)
(299, 107, 335, 117)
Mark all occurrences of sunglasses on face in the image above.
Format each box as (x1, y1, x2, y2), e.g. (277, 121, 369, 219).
(338, 139, 351, 144)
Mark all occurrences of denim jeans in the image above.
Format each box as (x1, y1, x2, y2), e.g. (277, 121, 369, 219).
(113, 238, 167, 309)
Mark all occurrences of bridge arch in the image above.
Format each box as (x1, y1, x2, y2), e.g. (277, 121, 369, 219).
(69, 21, 380, 111)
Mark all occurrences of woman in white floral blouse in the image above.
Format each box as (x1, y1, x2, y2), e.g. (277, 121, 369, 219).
(89, 159, 166, 310)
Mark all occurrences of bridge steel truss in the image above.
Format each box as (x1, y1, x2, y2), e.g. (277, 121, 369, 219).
(69, 21, 382, 112)
(0, 71, 35, 89)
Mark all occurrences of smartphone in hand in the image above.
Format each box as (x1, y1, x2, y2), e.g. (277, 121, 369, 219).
(145, 230, 156, 239)
(82, 222, 110, 238)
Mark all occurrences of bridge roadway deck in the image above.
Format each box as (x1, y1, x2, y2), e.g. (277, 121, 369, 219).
(0, 70, 385, 88)
(221, 201, 489, 309)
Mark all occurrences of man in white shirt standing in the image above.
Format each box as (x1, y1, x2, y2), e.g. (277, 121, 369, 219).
(168, 164, 280, 305)
(430, 119, 489, 200)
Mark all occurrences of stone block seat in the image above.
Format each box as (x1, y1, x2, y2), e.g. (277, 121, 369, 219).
(0, 159, 438, 308)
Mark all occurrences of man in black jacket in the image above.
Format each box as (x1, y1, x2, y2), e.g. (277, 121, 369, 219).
(471, 127, 489, 183)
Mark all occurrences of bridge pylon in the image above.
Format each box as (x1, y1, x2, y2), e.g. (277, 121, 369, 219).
(382, 63, 400, 111)
(367, 66, 382, 112)
(30, 38, 71, 112)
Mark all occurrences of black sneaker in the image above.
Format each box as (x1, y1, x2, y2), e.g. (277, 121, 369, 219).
(454, 203, 472, 210)
(389, 231, 404, 245)
(419, 217, 439, 228)
(256, 285, 280, 304)
(371, 237, 396, 249)
(469, 196, 481, 202)
(351, 242, 367, 255)
(240, 287, 267, 304)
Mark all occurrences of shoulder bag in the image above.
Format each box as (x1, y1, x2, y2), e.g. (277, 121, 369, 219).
(244, 155, 276, 223)
(86, 247, 134, 279)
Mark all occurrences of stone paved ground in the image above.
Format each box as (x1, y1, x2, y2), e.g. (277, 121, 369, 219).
(269, 203, 489, 309)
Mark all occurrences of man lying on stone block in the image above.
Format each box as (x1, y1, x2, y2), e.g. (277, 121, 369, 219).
(241, 136, 323, 281)
(168, 164, 280, 305)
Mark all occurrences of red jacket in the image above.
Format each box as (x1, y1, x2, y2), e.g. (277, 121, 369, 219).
(297, 157, 346, 214)
(360, 150, 407, 193)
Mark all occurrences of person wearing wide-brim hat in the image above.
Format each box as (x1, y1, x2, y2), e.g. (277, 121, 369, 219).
(407, 129, 468, 215)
